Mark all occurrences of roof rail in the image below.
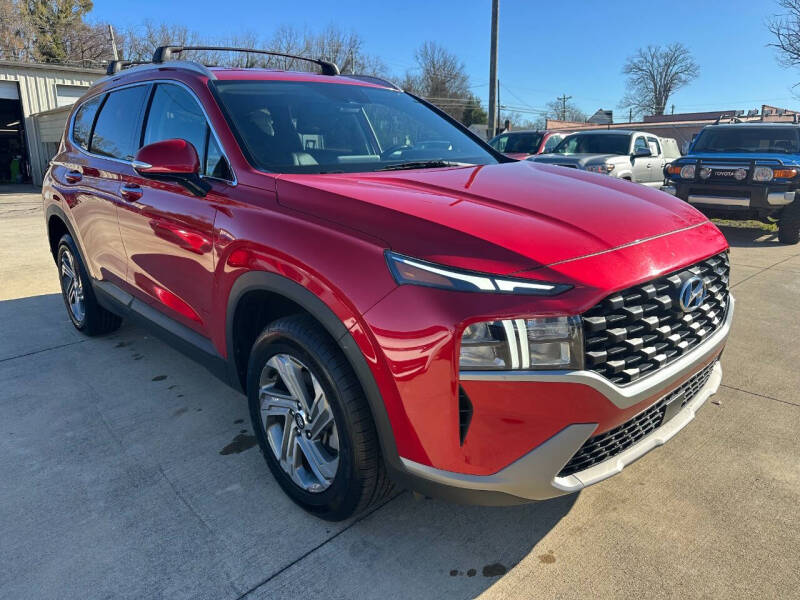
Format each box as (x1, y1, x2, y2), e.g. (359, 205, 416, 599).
(342, 74, 402, 90)
(106, 60, 148, 75)
(152, 45, 340, 76)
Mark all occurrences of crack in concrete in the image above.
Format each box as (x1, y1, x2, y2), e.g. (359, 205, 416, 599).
(234, 492, 404, 600)
(0, 339, 87, 363)
(720, 383, 800, 408)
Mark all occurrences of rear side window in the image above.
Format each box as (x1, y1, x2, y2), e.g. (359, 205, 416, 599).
(90, 85, 149, 160)
(143, 83, 232, 179)
(72, 95, 103, 150)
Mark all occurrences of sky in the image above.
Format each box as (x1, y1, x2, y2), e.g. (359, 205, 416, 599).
(90, 0, 799, 121)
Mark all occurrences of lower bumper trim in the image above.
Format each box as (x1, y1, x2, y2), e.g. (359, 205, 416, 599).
(400, 361, 722, 502)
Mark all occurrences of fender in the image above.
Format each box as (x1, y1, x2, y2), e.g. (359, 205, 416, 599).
(45, 203, 84, 264)
(224, 270, 403, 472)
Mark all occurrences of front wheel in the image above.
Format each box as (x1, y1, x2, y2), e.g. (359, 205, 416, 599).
(778, 202, 800, 244)
(247, 314, 393, 521)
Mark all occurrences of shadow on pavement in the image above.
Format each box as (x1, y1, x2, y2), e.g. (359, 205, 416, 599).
(0, 292, 578, 599)
(716, 224, 782, 248)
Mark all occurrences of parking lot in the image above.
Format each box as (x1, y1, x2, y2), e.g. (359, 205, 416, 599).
(1, 185, 798, 599)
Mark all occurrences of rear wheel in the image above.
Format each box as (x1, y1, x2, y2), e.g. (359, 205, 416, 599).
(778, 202, 800, 244)
(57, 235, 122, 335)
(247, 314, 393, 521)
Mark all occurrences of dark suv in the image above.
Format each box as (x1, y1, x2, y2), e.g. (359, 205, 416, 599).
(664, 121, 800, 243)
(43, 46, 732, 520)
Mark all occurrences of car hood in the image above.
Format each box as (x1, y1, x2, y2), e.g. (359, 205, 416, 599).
(531, 153, 623, 168)
(275, 161, 710, 276)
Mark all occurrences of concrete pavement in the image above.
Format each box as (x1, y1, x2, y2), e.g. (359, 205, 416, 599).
(1, 186, 798, 599)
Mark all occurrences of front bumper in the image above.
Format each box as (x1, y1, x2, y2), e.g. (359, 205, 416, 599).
(667, 180, 796, 209)
(399, 296, 734, 502)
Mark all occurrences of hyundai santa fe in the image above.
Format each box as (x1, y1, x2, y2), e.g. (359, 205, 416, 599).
(43, 46, 734, 520)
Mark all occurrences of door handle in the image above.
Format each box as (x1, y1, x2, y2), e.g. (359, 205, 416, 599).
(65, 170, 82, 184)
(120, 183, 143, 202)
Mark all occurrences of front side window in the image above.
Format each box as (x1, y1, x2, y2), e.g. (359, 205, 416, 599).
(90, 85, 149, 160)
(634, 137, 648, 153)
(143, 83, 231, 179)
(489, 133, 510, 152)
(212, 80, 498, 173)
(72, 95, 103, 151)
(552, 133, 631, 155)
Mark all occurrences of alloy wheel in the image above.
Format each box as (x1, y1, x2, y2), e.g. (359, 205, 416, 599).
(60, 249, 86, 323)
(259, 353, 340, 493)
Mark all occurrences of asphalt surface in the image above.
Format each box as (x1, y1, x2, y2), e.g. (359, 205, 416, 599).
(1, 185, 798, 599)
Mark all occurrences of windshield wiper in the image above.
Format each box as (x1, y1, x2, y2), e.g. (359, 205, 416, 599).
(377, 160, 462, 171)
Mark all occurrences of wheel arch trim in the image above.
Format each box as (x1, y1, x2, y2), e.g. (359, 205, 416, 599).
(224, 270, 402, 471)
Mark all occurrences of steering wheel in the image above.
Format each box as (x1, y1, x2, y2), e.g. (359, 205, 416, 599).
(380, 144, 413, 159)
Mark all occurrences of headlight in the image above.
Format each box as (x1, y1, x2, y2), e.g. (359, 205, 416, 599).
(753, 166, 774, 182)
(385, 252, 572, 296)
(680, 165, 696, 179)
(460, 316, 583, 371)
(585, 163, 614, 174)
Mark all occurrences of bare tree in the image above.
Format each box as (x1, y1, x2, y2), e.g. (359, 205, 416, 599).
(769, 0, 800, 76)
(545, 97, 586, 123)
(619, 43, 699, 117)
(403, 41, 471, 120)
(0, 0, 35, 61)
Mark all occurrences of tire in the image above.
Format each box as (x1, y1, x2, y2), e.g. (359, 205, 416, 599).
(778, 202, 800, 244)
(57, 234, 122, 335)
(247, 314, 393, 521)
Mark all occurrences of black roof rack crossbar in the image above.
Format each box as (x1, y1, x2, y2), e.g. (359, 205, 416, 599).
(106, 60, 148, 75)
(152, 46, 340, 76)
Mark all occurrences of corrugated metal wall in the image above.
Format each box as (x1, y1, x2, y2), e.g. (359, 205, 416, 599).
(0, 63, 102, 185)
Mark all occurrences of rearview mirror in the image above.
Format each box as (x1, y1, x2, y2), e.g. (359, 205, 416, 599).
(133, 139, 210, 197)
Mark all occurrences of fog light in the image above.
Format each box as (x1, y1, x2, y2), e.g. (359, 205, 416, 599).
(699, 167, 711, 179)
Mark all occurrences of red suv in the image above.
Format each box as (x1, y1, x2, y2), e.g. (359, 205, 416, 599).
(43, 46, 733, 521)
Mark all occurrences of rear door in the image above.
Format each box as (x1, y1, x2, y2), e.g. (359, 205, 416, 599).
(115, 82, 234, 337)
(50, 86, 149, 287)
(646, 136, 665, 184)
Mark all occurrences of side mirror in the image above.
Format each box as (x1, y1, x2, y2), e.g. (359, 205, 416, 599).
(633, 146, 652, 158)
(133, 139, 210, 197)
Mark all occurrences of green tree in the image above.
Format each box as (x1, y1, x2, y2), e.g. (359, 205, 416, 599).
(24, 0, 93, 62)
(461, 96, 487, 126)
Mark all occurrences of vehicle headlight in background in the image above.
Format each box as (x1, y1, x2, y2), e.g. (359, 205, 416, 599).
(385, 251, 572, 296)
(585, 163, 615, 174)
(460, 316, 583, 371)
(753, 166, 774, 182)
(679, 164, 696, 179)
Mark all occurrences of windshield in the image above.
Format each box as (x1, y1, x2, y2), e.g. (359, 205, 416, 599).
(691, 127, 800, 154)
(211, 80, 498, 173)
(489, 132, 543, 154)
(551, 133, 631, 155)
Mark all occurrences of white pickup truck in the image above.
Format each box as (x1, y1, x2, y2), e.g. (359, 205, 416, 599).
(530, 129, 681, 187)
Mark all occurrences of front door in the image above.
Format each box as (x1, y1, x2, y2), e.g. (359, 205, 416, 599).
(116, 82, 234, 337)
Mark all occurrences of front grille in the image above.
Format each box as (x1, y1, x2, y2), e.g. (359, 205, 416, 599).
(557, 361, 716, 477)
(582, 252, 729, 385)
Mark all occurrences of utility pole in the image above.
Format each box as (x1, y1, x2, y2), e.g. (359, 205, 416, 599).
(487, 0, 499, 138)
(557, 93, 572, 121)
(108, 24, 119, 61)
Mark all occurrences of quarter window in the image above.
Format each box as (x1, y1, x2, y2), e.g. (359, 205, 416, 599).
(90, 85, 149, 160)
(72, 95, 103, 151)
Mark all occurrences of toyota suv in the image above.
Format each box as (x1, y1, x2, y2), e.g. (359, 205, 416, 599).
(43, 46, 733, 521)
(663, 121, 800, 244)
(532, 129, 678, 186)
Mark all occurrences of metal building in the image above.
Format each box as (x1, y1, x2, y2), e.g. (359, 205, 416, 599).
(0, 61, 103, 186)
